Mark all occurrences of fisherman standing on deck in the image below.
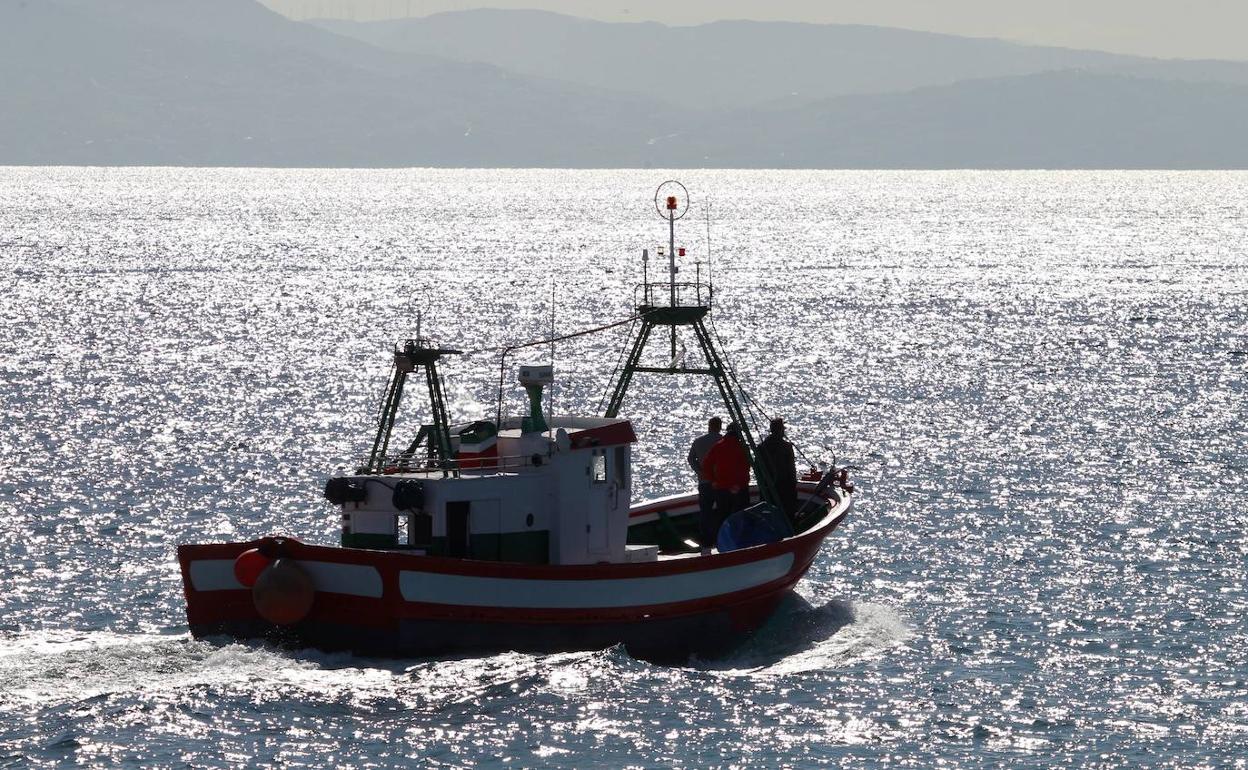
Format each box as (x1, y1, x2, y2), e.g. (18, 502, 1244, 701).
(687, 416, 723, 551)
(701, 422, 751, 549)
(758, 417, 799, 518)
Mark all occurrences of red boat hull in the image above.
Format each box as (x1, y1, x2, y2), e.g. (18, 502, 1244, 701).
(178, 486, 851, 658)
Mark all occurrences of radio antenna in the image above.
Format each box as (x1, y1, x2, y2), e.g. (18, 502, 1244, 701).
(548, 279, 556, 428)
(705, 200, 714, 308)
(654, 180, 689, 361)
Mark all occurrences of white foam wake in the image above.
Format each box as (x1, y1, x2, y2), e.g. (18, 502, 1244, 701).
(696, 593, 911, 677)
(0, 630, 384, 708)
(758, 600, 911, 676)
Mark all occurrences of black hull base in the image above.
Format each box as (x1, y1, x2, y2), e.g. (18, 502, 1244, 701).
(190, 595, 784, 663)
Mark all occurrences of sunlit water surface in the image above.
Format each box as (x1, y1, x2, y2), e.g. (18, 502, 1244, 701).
(0, 168, 1245, 768)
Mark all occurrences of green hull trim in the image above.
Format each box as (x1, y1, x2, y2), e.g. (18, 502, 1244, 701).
(341, 532, 399, 549)
(423, 531, 550, 564)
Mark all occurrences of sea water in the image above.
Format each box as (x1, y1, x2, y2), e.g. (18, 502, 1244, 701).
(0, 168, 1244, 768)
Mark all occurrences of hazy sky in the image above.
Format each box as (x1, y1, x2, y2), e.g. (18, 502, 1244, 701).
(261, 0, 1248, 61)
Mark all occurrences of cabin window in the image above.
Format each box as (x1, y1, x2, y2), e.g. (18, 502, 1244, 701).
(591, 451, 607, 484)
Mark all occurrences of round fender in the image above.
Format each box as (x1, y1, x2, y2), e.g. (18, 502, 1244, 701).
(252, 558, 315, 625)
(232, 548, 272, 588)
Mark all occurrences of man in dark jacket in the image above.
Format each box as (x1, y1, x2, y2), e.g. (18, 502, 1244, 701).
(701, 422, 751, 550)
(758, 417, 798, 518)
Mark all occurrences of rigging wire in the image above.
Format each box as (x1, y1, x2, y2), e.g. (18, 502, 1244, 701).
(493, 311, 651, 427)
(707, 312, 825, 470)
(596, 315, 640, 414)
(705, 200, 714, 308)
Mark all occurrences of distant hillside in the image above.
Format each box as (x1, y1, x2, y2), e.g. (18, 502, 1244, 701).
(0, 0, 674, 166)
(315, 10, 1248, 111)
(653, 71, 1248, 169)
(2, 1, 1247, 168)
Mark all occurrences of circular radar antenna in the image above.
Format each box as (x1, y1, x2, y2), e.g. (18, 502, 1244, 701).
(654, 180, 690, 221)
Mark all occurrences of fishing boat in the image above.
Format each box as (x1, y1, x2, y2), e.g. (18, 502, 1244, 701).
(178, 183, 854, 659)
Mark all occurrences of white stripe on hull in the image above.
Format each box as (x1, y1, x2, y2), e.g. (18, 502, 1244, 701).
(398, 553, 795, 609)
(188, 559, 383, 598)
(188, 560, 243, 591)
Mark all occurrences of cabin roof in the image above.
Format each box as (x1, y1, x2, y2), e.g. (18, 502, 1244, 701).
(497, 416, 637, 449)
(565, 418, 637, 449)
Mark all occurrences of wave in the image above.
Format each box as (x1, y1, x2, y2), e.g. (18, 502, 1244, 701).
(0, 629, 641, 714)
(0, 630, 381, 709)
(691, 593, 911, 676)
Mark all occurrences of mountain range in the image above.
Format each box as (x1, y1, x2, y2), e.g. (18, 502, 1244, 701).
(2, 0, 1246, 168)
(316, 10, 1248, 111)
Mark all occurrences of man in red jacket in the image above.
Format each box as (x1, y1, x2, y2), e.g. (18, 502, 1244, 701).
(700, 422, 751, 551)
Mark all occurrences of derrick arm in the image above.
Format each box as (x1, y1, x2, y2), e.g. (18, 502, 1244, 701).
(604, 321, 655, 419)
(367, 365, 407, 472)
(599, 309, 780, 508)
(365, 340, 461, 475)
(425, 362, 454, 464)
(691, 318, 779, 507)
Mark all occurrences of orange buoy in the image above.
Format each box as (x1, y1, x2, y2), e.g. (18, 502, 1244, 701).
(232, 548, 272, 588)
(251, 558, 315, 625)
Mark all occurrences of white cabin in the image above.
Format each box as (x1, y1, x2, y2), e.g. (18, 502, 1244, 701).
(331, 366, 652, 565)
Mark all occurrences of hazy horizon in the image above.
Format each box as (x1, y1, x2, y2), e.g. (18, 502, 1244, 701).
(260, 0, 1248, 62)
(6, 0, 1248, 168)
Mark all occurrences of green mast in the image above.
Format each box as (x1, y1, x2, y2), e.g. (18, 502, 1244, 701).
(603, 182, 779, 507)
(366, 337, 461, 473)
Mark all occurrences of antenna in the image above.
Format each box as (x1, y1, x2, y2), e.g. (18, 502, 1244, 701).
(642, 248, 649, 305)
(705, 200, 714, 307)
(654, 180, 689, 360)
(548, 279, 556, 429)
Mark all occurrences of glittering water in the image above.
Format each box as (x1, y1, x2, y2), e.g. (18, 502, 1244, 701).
(1, 168, 1245, 768)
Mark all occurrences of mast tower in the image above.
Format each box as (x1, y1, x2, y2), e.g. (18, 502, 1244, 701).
(603, 181, 779, 507)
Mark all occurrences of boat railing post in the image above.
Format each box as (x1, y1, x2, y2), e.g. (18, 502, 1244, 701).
(642, 248, 650, 306)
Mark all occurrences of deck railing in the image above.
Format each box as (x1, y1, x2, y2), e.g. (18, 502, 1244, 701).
(635, 281, 709, 308)
(359, 450, 551, 477)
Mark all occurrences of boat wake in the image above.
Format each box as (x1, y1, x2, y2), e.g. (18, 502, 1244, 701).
(0, 630, 392, 709)
(0, 596, 906, 715)
(0, 630, 630, 716)
(692, 593, 911, 676)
